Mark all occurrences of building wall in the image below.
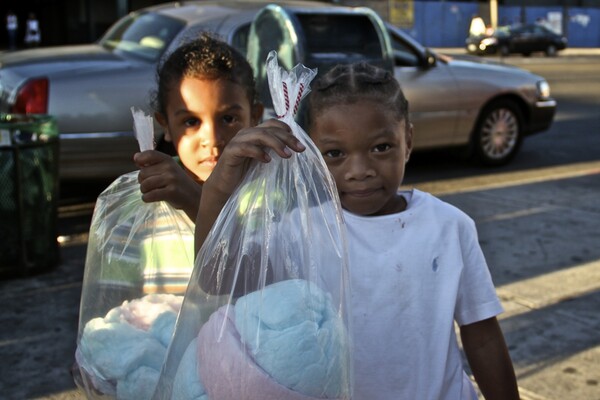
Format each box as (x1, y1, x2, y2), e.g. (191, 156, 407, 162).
(351, 0, 600, 47)
(2, 0, 600, 49)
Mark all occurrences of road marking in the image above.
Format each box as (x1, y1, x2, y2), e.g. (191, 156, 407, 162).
(0, 332, 55, 348)
(404, 160, 600, 196)
(478, 205, 559, 223)
(497, 259, 600, 318)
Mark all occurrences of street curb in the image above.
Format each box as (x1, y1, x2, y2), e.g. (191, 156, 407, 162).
(432, 47, 600, 56)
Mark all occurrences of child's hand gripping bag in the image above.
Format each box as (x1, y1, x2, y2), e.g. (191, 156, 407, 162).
(73, 109, 196, 400)
(151, 51, 353, 400)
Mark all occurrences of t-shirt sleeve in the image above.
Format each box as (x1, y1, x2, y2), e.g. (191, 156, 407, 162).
(454, 217, 504, 326)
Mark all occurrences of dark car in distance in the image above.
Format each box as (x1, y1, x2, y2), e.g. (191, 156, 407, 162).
(466, 23, 568, 57)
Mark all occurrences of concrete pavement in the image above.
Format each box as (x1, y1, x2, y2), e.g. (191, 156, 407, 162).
(419, 161, 600, 400)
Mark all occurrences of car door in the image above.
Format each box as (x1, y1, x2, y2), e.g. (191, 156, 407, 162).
(388, 26, 461, 149)
(512, 25, 538, 54)
(531, 25, 550, 52)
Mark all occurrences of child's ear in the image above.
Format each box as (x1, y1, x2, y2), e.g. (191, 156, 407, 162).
(155, 112, 171, 142)
(251, 102, 264, 125)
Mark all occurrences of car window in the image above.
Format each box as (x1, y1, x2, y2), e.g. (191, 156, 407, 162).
(231, 23, 251, 56)
(296, 14, 383, 65)
(388, 28, 419, 67)
(521, 26, 535, 35)
(99, 12, 185, 61)
(495, 26, 511, 37)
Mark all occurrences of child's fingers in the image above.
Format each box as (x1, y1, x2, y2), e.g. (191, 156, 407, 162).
(222, 140, 275, 164)
(259, 119, 306, 152)
(230, 122, 305, 161)
(133, 149, 171, 167)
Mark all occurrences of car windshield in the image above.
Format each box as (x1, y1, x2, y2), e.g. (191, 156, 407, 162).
(495, 25, 512, 37)
(98, 12, 185, 61)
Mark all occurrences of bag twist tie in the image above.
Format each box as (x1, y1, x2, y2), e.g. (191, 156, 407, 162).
(276, 81, 305, 118)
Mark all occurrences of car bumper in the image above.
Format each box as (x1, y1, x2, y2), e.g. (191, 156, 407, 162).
(526, 99, 557, 135)
(59, 132, 139, 181)
(466, 42, 497, 55)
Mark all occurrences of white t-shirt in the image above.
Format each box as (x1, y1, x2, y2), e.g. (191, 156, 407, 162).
(344, 189, 503, 399)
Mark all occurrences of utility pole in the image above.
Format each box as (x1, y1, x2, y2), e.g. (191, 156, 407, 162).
(490, 0, 498, 29)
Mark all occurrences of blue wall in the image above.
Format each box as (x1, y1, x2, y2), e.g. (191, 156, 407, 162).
(402, 1, 600, 47)
(567, 7, 600, 47)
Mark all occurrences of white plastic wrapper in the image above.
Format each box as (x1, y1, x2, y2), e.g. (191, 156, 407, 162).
(73, 109, 195, 399)
(151, 52, 353, 400)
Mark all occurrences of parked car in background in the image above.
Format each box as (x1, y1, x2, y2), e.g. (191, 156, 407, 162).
(0, 0, 277, 180)
(466, 23, 568, 57)
(0, 1, 557, 181)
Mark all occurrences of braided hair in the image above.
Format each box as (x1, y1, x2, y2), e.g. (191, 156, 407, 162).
(307, 62, 409, 129)
(153, 33, 258, 117)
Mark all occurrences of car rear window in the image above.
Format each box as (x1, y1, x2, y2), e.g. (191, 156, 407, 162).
(295, 13, 383, 64)
(99, 12, 185, 61)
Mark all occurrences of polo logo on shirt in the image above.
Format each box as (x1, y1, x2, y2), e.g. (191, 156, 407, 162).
(432, 256, 440, 272)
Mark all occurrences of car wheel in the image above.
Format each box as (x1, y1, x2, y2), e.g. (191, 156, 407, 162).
(522, 52, 531, 57)
(546, 44, 557, 57)
(499, 45, 510, 57)
(472, 100, 523, 166)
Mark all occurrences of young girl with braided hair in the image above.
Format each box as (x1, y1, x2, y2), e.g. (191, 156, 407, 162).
(196, 62, 520, 399)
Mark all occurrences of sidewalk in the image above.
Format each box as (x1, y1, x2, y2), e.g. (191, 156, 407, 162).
(421, 162, 600, 400)
(432, 47, 600, 57)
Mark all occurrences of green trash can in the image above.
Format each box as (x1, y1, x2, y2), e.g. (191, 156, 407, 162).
(0, 114, 60, 276)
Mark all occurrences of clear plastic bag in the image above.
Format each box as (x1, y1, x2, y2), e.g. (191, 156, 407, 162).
(152, 52, 352, 400)
(74, 109, 195, 399)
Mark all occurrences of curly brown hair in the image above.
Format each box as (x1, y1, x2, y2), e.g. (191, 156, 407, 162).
(153, 33, 257, 117)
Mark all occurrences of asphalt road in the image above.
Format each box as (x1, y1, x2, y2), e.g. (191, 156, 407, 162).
(0, 51, 598, 399)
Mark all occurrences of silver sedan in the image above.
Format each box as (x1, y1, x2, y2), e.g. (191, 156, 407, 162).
(0, 0, 555, 180)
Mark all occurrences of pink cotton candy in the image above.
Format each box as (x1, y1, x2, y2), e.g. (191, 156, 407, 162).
(104, 293, 183, 331)
(197, 307, 341, 400)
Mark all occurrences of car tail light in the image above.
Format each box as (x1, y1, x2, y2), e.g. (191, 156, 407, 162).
(10, 78, 49, 114)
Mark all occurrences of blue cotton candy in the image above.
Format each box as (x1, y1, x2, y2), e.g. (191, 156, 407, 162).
(171, 338, 208, 400)
(117, 366, 160, 400)
(77, 295, 181, 400)
(149, 311, 178, 347)
(234, 279, 347, 398)
(79, 318, 166, 381)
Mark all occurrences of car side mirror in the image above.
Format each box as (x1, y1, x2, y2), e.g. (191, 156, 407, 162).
(424, 49, 436, 68)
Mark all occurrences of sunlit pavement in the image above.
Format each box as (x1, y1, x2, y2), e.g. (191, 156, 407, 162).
(433, 47, 600, 57)
(419, 161, 600, 400)
(0, 160, 594, 400)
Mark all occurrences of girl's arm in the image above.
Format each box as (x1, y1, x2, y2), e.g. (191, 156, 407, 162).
(194, 119, 304, 295)
(460, 317, 521, 400)
(194, 119, 304, 253)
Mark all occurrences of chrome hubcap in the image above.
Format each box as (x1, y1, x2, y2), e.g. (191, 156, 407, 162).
(480, 108, 518, 160)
